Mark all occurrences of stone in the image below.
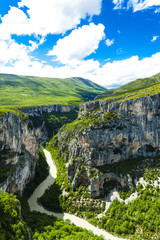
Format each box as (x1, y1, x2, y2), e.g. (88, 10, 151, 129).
(57, 94, 160, 196)
(0, 112, 39, 194)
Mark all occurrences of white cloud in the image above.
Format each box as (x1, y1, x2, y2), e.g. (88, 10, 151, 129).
(29, 40, 39, 52)
(155, 8, 160, 13)
(105, 38, 115, 47)
(113, 0, 160, 12)
(29, 37, 46, 52)
(48, 23, 105, 65)
(0, 39, 30, 64)
(1, 48, 160, 90)
(0, 0, 102, 39)
(113, 0, 125, 9)
(151, 36, 159, 42)
(0, 58, 100, 81)
(94, 52, 160, 88)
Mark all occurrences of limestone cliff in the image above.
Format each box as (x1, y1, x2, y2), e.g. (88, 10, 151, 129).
(0, 112, 39, 194)
(21, 104, 78, 116)
(55, 94, 160, 197)
(77, 94, 160, 164)
(20, 104, 78, 141)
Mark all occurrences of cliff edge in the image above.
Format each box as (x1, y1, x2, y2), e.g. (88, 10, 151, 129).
(0, 112, 39, 194)
(54, 94, 160, 197)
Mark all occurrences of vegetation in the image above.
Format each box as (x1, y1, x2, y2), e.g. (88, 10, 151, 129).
(0, 106, 28, 120)
(22, 147, 49, 198)
(23, 210, 104, 240)
(0, 190, 28, 240)
(2, 70, 160, 239)
(0, 183, 104, 240)
(57, 110, 119, 145)
(29, 109, 78, 138)
(38, 138, 105, 218)
(38, 137, 160, 240)
(2, 137, 160, 240)
(16, 148, 104, 240)
(118, 187, 135, 200)
(115, 72, 160, 93)
(87, 168, 160, 239)
(0, 74, 106, 107)
(32, 219, 104, 240)
(97, 155, 160, 179)
(97, 71, 160, 99)
(95, 72, 160, 103)
(0, 150, 18, 183)
(95, 183, 160, 239)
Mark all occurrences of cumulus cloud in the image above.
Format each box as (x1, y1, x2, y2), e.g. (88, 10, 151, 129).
(94, 52, 160, 88)
(113, 0, 160, 12)
(0, 0, 102, 39)
(0, 58, 100, 81)
(0, 39, 30, 64)
(151, 36, 159, 42)
(48, 23, 105, 65)
(43, 52, 160, 88)
(1, 46, 160, 89)
(105, 38, 115, 47)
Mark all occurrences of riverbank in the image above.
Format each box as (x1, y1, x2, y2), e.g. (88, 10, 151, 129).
(28, 149, 127, 240)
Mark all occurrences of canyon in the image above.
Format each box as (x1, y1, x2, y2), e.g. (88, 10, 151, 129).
(1, 94, 160, 197)
(0, 104, 78, 194)
(56, 94, 160, 197)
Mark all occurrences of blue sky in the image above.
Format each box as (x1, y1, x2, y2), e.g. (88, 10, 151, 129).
(0, 0, 160, 88)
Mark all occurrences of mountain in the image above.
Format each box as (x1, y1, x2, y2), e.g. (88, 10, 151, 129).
(113, 72, 160, 93)
(0, 74, 106, 107)
(43, 91, 160, 240)
(96, 72, 160, 100)
(1, 72, 160, 240)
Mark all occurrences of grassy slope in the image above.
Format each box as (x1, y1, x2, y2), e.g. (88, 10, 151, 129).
(0, 74, 106, 107)
(114, 72, 160, 94)
(96, 72, 160, 102)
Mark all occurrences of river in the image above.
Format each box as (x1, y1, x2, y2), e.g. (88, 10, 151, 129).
(28, 149, 127, 240)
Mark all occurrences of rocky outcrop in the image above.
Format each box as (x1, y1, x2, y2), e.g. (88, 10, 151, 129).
(20, 104, 78, 142)
(20, 104, 78, 117)
(0, 112, 39, 194)
(56, 94, 160, 196)
(74, 94, 160, 165)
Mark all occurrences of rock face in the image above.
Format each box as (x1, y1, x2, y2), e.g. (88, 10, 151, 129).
(20, 104, 78, 142)
(21, 104, 78, 117)
(57, 94, 160, 196)
(0, 112, 39, 194)
(77, 95, 160, 165)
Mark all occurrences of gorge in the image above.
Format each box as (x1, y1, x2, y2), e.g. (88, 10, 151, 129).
(55, 94, 160, 197)
(1, 89, 160, 240)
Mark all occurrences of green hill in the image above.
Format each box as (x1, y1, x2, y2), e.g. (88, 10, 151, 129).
(0, 74, 106, 107)
(96, 72, 160, 101)
(113, 72, 160, 94)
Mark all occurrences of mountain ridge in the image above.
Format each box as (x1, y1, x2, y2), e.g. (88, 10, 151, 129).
(0, 73, 106, 107)
(95, 71, 160, 102)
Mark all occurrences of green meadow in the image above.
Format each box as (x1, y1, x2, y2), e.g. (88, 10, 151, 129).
(0, 74, 106, 107)
(97, 72, 160, 102)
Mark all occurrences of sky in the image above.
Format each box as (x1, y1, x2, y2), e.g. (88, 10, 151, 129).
(0, 0, 160, 88)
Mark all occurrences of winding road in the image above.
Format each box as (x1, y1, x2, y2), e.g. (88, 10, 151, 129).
(28, 149, 128, 240)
